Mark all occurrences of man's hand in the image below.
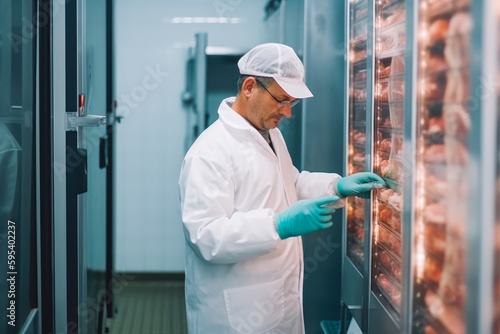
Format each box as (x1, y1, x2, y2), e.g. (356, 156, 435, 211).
(337, 172, 386, 198)
(275, 196, 339, 239)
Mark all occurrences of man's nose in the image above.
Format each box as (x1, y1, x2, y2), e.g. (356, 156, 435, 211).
(279, 104, 292, 118)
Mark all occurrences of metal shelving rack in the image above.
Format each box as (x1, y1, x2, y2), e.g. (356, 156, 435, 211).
(341, 0, 499, 332)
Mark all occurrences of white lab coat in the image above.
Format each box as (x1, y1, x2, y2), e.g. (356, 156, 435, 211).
(178, 97, 345, 334)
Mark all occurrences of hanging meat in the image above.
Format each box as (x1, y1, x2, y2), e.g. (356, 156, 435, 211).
(431, 11, 472, 332)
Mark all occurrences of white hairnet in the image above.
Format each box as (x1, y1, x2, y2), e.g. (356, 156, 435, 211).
(238, 43, 313, 99)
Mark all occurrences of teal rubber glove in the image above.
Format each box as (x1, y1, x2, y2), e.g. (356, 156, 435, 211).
(275, 196, 339, 239)
(337, 172, 386, 198)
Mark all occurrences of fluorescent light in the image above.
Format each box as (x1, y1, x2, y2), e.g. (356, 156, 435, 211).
(165, 17, 243, 24)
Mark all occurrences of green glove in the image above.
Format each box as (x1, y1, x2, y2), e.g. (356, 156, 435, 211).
(338, 172, 386, 198)
(275, 196, 339, 239)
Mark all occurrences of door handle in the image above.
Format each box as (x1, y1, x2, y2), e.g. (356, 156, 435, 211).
(66, 113, 106, 131)
(66, 94, 106, 131)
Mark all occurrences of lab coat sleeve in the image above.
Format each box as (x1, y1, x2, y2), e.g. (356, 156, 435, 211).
(179, 155, 280, 265)
(294, 167, 346, 209)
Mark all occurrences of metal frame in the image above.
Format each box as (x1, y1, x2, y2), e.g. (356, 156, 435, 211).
(77, 1, 88, 332)
(467, 0, 498, 332)
(52, 0, 68, 332)
(401, 0, 417, 332)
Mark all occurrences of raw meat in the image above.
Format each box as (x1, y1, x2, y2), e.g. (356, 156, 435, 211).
(378, 226, 401, 256)
(380, 159, 390, 176)
(380, 138, 392, 152)
(423, 203, 447, 225)
(379, 63, 391, 77)
(427, 54, 448, 72)
(423, 224, 446, 256)
(353, 130, 366, 144)
(424, 144, 446, 164)
(425, 290, 465, 334)
(379, 206, 401, 232)
(424, 256, 443, 284)
(425, 174, 448, 197)
(353, 151, 366, 164)
(429, 18, 449, 41)
(379, 188, 395, 203)
(428, 116, 445, 134)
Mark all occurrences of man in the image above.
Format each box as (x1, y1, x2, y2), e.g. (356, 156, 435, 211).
(179, 43, 384, 333)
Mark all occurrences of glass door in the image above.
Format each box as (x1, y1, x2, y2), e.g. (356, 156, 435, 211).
(371, 0, 407, 319)
(413, 0, 473, 332)
(0, 0, 37, 332)
(347, 0, 369, 272)
(83, 0, 109, 333)
(63, 0, 109, 332)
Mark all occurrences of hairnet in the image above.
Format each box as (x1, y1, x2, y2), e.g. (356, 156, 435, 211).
(238, 43, 313, 99)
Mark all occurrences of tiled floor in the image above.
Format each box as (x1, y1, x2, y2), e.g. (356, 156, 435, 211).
(106, 280, 187, 334)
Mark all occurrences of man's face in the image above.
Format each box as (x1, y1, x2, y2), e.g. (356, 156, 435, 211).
(247, 81, 294, 130)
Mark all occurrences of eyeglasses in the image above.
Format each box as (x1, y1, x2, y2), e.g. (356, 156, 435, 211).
(255, 78, 301, 108)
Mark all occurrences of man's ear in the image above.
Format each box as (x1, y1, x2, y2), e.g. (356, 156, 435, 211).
(241, 77, 257, 98)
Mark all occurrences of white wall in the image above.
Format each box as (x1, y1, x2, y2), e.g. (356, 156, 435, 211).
(113, 0, 284, 272)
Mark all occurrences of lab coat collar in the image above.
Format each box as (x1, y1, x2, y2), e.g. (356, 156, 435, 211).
(218, 97, 254, 131)
(218, 97, 279, 158)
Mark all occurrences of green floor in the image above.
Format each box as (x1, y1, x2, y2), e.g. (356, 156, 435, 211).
(106, 280, 187, 334)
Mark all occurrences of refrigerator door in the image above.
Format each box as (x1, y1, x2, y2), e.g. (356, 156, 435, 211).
(411, 1, 473, 333)
(346, 0, 369, 274)
(369, 0, 407, 327)
(343, 0, 370, 329)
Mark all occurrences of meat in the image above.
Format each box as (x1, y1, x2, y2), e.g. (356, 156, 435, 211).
(422, 76, 446, 101)
(424, 256, 443, 284)
(428, 18, 449, 41)
(379, 249, 393, 269)
(442, 12, 471, 177)
(423, 203, 447, 225)
(427, 116, 445, 134)
(380, 159, 390, 176)
(351, 223, 364, 241)
(379, 63, 391, 77)
(426, 54, 448, 72)
(377, 273, 401, 306)
(351, 32, 368, 46)
(351, 49, 367, 62)
(353, 151, 366, 164)
(425, 174, 448, 197)
(427, 0, 454, 11)
(353, 207, 365, 221)
(382, 116, 392, 127)
(424, 144, 446, 164)
(425, 325, 440, 334)
(425, 290, 465, 334)
(379, 206, 401, 232)
(391, 260, 402, 281)
(387, 191, 402, 211)
(380, 138, 392, 152)
(377, 84, 389, 101)
(353, 130, 366, 144)
(423, 224, 446, 255)
(378, 188, 394, 203)
(424, 142, 468, 165)
(378, 225, 401, 256)
(348, 243, 364, 262)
